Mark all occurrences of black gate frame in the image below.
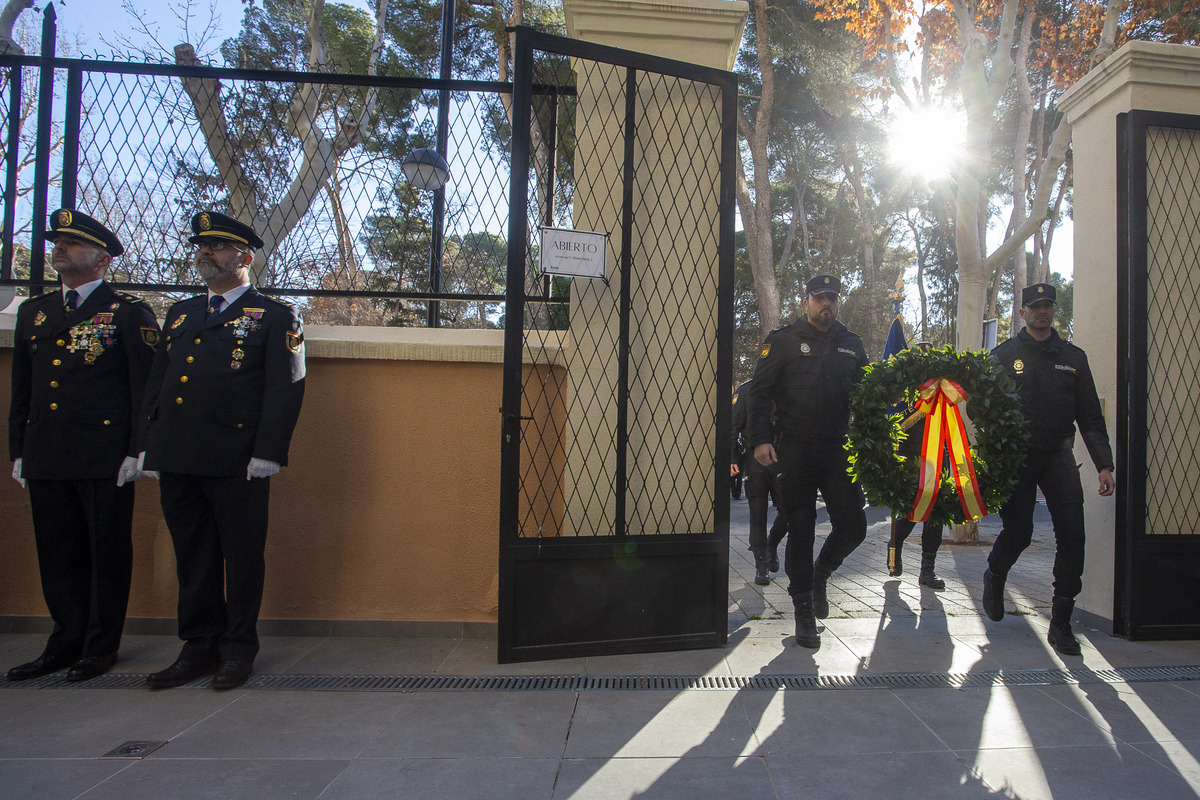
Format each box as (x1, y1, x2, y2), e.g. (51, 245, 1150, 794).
(1115, 109, 1200, 639)
(497, 28, 737, 664)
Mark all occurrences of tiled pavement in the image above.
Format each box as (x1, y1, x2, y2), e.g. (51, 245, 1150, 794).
(3, 500, 1200, 799)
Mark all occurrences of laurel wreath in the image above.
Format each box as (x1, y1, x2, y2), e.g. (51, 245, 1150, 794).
(846, 346, 1030, 527)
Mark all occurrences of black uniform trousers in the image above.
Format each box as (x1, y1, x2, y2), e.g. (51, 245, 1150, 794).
(159, 472, 270, 663)
(27, 479, 134, 660)
(745, 461, 788, 551)
(779, 437, 867, 595)
(988, 448, 1086, 599)
(893, 517, 943, 555)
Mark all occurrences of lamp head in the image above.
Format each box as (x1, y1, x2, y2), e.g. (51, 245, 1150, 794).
(401, 148, 450, 191)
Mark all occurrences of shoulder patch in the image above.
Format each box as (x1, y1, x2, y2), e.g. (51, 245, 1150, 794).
(760, 343, 771, 358)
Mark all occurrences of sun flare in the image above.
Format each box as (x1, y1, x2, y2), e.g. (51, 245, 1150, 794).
(888, 106, 966, 179)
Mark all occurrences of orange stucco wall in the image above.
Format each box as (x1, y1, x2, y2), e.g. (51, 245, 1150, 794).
(0, 327, 514, 629)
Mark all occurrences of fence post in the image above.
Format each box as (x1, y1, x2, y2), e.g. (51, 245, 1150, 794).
(2, 63, 20, 282)
(61, 63, 81, 209)
(29, 1, 56, 290)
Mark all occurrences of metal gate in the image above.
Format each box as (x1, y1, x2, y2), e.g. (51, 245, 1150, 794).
(497, 28, 736, 663)
(1116, 110, 1200, 639)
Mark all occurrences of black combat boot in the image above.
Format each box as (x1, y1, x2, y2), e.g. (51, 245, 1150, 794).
(767, 542, 780, 573)
(752, 548, 770, 586)
(887, 540, 903, 577)
(812, 561, 833, 619)
(793, 592, 820, 649)
(1047, 596, 1082, 656)
(982, 569, 1005, 621)
(918, 553, 945, 589)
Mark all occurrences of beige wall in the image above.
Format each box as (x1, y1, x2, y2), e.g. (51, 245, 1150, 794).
(1059, 41, 1200, 623)
(0, 326, 512, 630)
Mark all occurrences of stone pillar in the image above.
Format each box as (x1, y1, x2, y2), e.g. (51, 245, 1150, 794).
(1058, 41, 1200, 625)
(558, 0, 747, 536)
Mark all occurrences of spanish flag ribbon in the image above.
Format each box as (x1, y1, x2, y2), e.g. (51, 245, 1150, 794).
(909, 377, 987, 522)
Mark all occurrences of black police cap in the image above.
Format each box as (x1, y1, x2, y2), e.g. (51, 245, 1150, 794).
(46, 208, 124, 257)
(1022, 283, 1056, 306)
(188, 211, 264, 250)
(805, 274, 841, 296)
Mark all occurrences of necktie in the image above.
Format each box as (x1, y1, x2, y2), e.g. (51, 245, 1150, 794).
(207, 296, 224, 319)
(64, 289, 78, 313)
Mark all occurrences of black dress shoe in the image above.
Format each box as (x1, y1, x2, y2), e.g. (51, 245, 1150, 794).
(6, 653, 75, 681)
(146, 658, 218, 688)
(66, 653, 118, 682)
(211, 660, 253, 690)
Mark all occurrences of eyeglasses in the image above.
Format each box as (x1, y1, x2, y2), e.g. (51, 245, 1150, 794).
(192, 240, 247, 253)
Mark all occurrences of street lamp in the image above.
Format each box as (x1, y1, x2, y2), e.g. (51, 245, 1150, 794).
(401, 148, 450, 191)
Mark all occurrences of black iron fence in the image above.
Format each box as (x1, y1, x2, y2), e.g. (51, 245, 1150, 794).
(0, 13, 571, 327)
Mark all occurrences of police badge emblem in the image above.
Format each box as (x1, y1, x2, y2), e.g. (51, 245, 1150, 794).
(760, 344, 771, 358)
(34, 310, 47, 327)
(198, 213, 212, 231)
(170, 314, 187, 329)
(801, 342, 811, 355)
(141, 327, 159, 347)
(58, 209, 72, 227)
(286, 331, 303, 354)
(1013, 359, 1024, 374)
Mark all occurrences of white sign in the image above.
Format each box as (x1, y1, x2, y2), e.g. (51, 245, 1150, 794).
(539, 227, 608, 280)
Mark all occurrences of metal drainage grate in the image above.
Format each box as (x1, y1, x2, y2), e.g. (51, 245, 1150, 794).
(5, 665, 1200, 692)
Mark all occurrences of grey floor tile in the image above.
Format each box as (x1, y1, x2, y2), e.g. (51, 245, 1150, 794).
(767, 750, 997, 799)
(0, 685, 62, 717)
(947, 631, 1077, 671)
(321, 757, 560, 800)
(160, 691, 405, 759)
(893, 685, 1115, 751)
(0, 758, 131, 800)
(247, 636, 330, 673)
(1127, 739, 1200, 787)
(1084, 637, 1200, 668)
(565, 690, 757, 758)
(437, 638, 588, 676)
(741, 689, 947, 756)
(0, 689, 244, 759)
(0, 634, 49, 661)
(358, 691, 576, 759)
(835, 635, 983, 674)
(722, 632, 865, 675)
(108, 635, 185, 674)
(1037, 681, 1200, 744)
(77, 758, 348, 800)
(281, 637, 458, 674)
(962, 742, 1200, 800)
(554, 756, 775, 800)
(585, 647, 732, 677)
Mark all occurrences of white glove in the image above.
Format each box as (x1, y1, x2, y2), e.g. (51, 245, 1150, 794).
(116, 456, 142, 487)
(136, 451, 159, 480)
(12, 458, 25, 489)
(247, 457, 281, 480)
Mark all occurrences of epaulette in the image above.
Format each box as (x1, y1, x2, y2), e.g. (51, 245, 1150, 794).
(114, 291, 143, 303)
(261, 293, 296, 308)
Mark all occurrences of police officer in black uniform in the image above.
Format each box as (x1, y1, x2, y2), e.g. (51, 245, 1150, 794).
(7, 209, 159, 682)
(747, 275, 870, 648)
(984, 283, 1115, 656)
(140, 211, 305, 690)
(731, 378, 788, 585)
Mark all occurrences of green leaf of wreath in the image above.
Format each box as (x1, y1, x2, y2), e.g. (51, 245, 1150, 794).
(846, 345, 1030, 527)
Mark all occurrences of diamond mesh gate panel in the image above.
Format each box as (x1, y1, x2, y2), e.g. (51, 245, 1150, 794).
(4, 59, 513, 325)
(514, 52, 725, 540)
(1144, 125, 1200, 536)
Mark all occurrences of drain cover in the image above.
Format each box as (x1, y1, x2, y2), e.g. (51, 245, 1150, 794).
(101, 740, 167, 759)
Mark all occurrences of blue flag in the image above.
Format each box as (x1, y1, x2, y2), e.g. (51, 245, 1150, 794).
(882, 316, 908, 361)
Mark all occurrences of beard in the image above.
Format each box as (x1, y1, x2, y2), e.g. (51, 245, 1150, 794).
(195, 254, 242, 284)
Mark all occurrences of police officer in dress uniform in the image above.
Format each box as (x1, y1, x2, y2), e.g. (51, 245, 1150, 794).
(731, 378, 788, 585)
(747, 275, 870, 648)
(984, 283, 1115, 656)
(7, 210, 159, 682)
(140, 211, 305, 690)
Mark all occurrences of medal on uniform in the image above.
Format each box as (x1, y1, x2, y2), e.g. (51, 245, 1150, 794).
(232, 348, 245, 360)
(171, 314, 187, 329)
(231, 361, 242, 369)
(34, 311, 46, 327)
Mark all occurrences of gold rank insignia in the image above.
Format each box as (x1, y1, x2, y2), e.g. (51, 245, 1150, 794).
(141, 327, 159, 347)
(198, 212, 212, 230)
(286, 331, 303, 354)
(760, 344, 771, 358)
(801, 342, 811, 355)
(58, 209, 72, 227)
(1013, 359, 1024, 374)
(34, 310, 46, 327)
(170, 314, 187, 329)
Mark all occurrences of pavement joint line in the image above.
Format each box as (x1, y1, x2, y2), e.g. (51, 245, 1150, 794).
(6, 665, 1200, 692)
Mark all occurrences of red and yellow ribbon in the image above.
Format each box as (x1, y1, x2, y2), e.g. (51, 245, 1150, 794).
(909, 377, 987, 522)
